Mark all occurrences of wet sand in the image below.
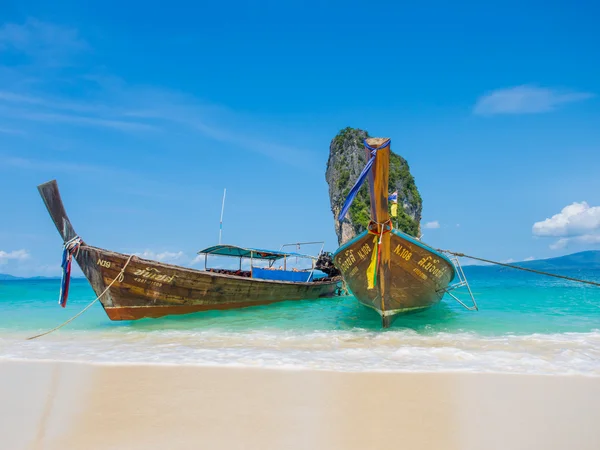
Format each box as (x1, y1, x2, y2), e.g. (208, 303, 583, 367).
(2, 360, 599, 450)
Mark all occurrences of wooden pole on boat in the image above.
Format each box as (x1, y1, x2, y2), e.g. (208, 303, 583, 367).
(365, 137, 392, 327)
(365, 138, 390, 224)
(219, 188, 226, 245)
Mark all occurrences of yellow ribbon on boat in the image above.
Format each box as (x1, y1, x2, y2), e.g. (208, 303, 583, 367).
(366, 236, 379, 289)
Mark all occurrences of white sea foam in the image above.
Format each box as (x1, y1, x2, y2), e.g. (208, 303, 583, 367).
(1, 329, 599, 375)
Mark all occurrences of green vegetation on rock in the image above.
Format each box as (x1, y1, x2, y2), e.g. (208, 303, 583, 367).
(348, 184, 371, 230)
(325, 127, 423, 244)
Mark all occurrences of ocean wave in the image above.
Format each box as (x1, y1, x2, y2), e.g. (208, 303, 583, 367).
(1, 329, 599, 375)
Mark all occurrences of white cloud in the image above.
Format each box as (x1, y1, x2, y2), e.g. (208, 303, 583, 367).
(0, 19, 317, 168)
(0, 155, 124, 177)
(502, 256, 536, 263)
(0, 18, 87, 66)
(0, 91, 46, 105)
(0, 250, 84, 278)
(423, 221, 440, 229)
(549, 235, 600, 250)
(549, 239, 567, 250)
(533, 202, 600, 236)
(18, 111, 158, 132)
(474, 85, 594, 115)
(0, 249, 30, 264)
(0, 90, 117, 114)
(0, 126, 24, 135)
(190, 254, 205, 265)
(0, 91, 158, 133)
(533, 202, 600, 249)
(463, 259, 492, 266)
(135, 252, 238, 270)
(134, 250, 186, 264)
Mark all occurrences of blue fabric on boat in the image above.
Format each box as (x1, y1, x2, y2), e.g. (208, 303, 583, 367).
(338, 139, 391, 222)
(252, 267, 312, 282)
(58, 246, 69, 307)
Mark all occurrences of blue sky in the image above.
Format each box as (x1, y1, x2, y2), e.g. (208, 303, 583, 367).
(1, 1, 599, 276)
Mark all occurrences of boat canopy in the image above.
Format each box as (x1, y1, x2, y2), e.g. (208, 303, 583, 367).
(197, 245, 315, 261)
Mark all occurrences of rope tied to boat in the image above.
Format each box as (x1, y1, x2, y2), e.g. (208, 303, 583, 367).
(437, 249, 600, 288)
(339, 279, 350, 296)
(337, 138, 391, 222)
(368, 219, 393, 243)
(59, 236, 82, 308)
(366, 219, 393, 289)
(26, 254, 135, 340)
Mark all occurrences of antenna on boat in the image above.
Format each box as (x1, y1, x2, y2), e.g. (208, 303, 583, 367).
(219, 188, 226, 244)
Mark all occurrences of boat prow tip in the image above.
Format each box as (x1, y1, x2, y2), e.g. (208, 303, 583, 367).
(37, 179, 58, 189)
(37, 179, 78, 243)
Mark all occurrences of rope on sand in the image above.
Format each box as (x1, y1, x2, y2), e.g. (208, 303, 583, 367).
(26, 255, 135, 340)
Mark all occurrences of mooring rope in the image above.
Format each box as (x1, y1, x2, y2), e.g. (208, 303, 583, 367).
(367, 219, 393, 288)
(437, 249, 600, 288)
(339, 279, 350, 296)
(58, 236, 82, 308)
(26, 254, 135, 340)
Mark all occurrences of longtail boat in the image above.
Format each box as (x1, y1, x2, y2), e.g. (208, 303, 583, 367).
(333, 138, 457, 328)
(38, 180, 341, 321)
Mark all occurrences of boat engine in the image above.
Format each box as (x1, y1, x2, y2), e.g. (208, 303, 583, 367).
(315, 252, 341, 277)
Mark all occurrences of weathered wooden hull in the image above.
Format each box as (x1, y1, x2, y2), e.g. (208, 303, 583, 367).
(334, 228, 455, 327)
(37, 180, 340, 321)
(76, 245, 340, 320)
(333, 137, 456, 327)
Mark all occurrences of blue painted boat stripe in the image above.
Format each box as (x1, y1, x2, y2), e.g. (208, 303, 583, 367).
(334, 229, 456, 280)
(333, 231, 369, 257)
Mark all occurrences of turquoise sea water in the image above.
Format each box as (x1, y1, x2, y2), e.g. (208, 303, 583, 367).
(1, 269, 599, 374)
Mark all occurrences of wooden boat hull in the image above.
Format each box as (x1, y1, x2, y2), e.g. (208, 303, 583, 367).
(333, 137, 455, 327)
(334, 229, 455, 327)
(76, 246, 340, 320)
(38, 180, 340, 321)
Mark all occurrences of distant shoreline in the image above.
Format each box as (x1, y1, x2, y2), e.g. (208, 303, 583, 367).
(0, 276, 84, 281)
(4, 250, 599, 280)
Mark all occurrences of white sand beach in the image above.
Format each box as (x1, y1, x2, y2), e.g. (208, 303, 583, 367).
(2, 360, 599, 450)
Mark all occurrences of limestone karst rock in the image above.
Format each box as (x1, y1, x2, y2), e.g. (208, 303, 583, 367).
(325, 127, 422, 245)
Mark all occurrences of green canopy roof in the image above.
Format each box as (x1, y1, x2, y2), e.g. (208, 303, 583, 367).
(197, 245, 315, 261)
